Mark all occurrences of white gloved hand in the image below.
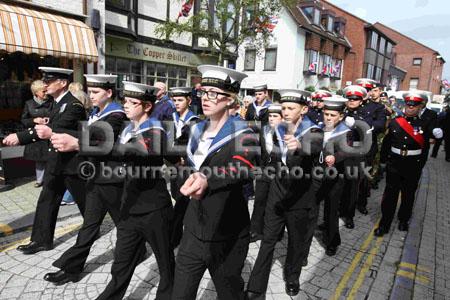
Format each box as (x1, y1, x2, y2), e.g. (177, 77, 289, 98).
(433, 128, 443, 139)
(345, 116, 355, 127)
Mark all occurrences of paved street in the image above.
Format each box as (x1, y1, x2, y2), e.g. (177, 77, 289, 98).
(0, 151, 449, 300)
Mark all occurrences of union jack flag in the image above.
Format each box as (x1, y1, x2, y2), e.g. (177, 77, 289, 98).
(177, 0, 194, 20)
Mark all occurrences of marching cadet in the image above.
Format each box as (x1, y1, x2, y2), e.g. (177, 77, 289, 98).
(97, 81, 174, 300)
(418, 97, 441, 168)
(374, 91, 443, 236)
(317, 96, 352, 256)
(171, 65, 257, 299)
(443, 104, 450, 162)
(355, 78, 387, 212)
(246, 89, 322, 298)
(43, 74, 128, 285)
(245, 84, 272, 124)
(340, 85, 372, 229)
(250, 104, 283, 242)
(3, 67, 87, 254)
(168, 86, 200, 249)
(307, 90, 332, 125)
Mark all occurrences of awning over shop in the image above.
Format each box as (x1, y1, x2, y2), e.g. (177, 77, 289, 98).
(0, 3, 98, 62)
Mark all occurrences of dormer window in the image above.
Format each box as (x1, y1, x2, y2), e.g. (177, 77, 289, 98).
(327, 15, 334, 31)
(301, 5, 321, 25)
(320, 10, 336, 32)
(313, 8, 321, 25)
(333, 17, 346, 36)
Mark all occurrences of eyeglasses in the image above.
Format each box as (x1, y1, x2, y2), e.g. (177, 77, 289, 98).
(199, 90, 231, 103)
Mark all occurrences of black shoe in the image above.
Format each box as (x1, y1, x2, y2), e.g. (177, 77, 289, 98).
(250, 232, 263, 243)
(301, 257, 308, 267)
(244, 290, 263, 300)
(325, 246, 337, 256)
(446, 158, 450, 162)
(34, 182, 43, 188)
(17, 242, 52, 254)
(344, 218, 354, 229)
(317, 223, 326, 231)
(398, 222, 409, 231)
(285, 281, 300, 296)
(374, 227, 387, 237)
(44, 270, 80, 285)
(357, 206, 368, 215)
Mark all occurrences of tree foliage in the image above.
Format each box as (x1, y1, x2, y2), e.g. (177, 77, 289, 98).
(155, 0, 297, 65)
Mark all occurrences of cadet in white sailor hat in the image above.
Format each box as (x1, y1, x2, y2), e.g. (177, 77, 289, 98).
(173, 65, 257, 299)
(245, 83, 272, 123)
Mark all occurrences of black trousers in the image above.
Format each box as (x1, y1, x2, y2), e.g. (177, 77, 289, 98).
(250, 179, 270, 235)
(97, 206, 174, 300)
(53, 183, 123, 274)
(170, 177, 190, 249)
(379, 156, 422, 230)
(445, 134, 450, 160)
(431, 138, 443, 157)
(319, 178, 344, 247)
(31, 172, 86, 245)
(340, 157, 362, 219)
(172, 231, 250, 300)
(247, 187, 319, 294)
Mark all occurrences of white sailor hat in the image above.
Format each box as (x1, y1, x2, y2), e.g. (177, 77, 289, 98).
(355, 78, 379, 91)
(169, 87, 192, 97)
(322, 95, 347, 111)
(197, 65, 248, 93)
(343, 85, 367, 100)
(253, 84, 268, 92)
(268, 104, 282, 114)
(311, 90, 333, 100)
(403, 91, 428, 106)
(39, 67, 73, 81)
(278, 89, 310, 105)
(84, 74, 117, 89)
(122, 81, 159, 102)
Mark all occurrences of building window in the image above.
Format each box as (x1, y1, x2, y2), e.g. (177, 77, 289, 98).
(365, 63, 375, 79)
(302, 7, 314, 20)
(386, 42, 393, 58)
(106, 0, 132, 10)
(264, 48, 277, 71)
(304, 50, 319, 73)
(409, 78, 419, 89)
(327, 16, 334, 32)
(413, 58, 422, 66)
(369, 31, 378, 50)
(379, 37, 386, 54)
(313, 9, 321, 25)
(106, 57, 142, 88)
(333, 18, 346, 36)
(331, 58, 342, 78)
(374, 67, 382, 82)
(244, 49, 256, 71)
(319, 54, 332, 77)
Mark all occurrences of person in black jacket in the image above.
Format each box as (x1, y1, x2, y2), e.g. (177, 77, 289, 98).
(246, 89, 323, 298)
(21, 79, 53, 187)
(443, 105, 450, 161)
(171, 65, 257, 300)
(43, 74, 129, 285)
(245, 84, 272, 125)
(3, 67, 87, 255)
(168, 86, 200, 249)
(96, 81, 174, 300)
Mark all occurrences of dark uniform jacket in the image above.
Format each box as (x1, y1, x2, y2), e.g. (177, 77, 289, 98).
(257, 125, 279, 182)
(21, 98, 53, 161)
(80, 102, 128, 184)
(307, 108, 324, 125)
(320, 121, 353, 173)
(271, 116, 323, 210)
(113, 118, 172, 217)
(184, 116, 257, 241)
(150, 95, 176, 121)
(245, 100, 272, 124)
(17, 91, 87, 175)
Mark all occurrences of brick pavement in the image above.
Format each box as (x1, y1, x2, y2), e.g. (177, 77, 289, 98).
(0, 152, 449, 299)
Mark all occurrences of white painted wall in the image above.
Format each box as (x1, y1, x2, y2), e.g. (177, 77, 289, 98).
(139, 0, 167, 20)
(31, 0, 83, 15)
(237, 8, 307, 91)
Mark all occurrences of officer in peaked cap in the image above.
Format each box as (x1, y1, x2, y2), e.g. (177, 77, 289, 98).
(3, 67, 88, 255)
(307, 90, 333, 125)
(44, 73, 129, 285)
(245, 83, 272, 124)
(172, 65, 257, 299)
(374, 91, 442, 236)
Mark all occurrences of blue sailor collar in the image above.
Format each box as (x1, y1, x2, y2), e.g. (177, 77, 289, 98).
(88, 102, 124, 125)
(119, 117, 165, 144)
(321, 121, 351, 140)
(172, 110, 199, 124)
(253, 100, 272, 117)
(275, 116, 320, 165)
(186, 115, 253, 169)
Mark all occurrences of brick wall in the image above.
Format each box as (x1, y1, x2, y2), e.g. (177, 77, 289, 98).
(374, 23, 444, 94)
(305, 33, 321, 51)
(322, 0, 368, 85)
